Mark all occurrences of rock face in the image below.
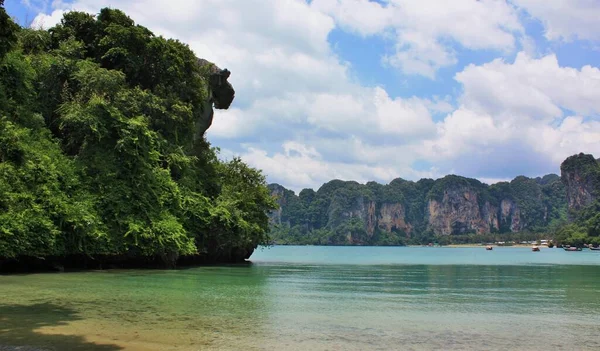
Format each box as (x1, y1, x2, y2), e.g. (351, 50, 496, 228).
(268, 169, 568, 244)
(500, 199, 521, 232)
(378, 203, 412, 236)
(268, 184, 286, 226)
(561, 153, 600, 212)
(427, 186, 494, 235)
(195, 59, 235, 138)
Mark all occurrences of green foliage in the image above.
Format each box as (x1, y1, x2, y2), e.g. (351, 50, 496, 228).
(269, 171, 570, 245)
(427, 175, 485, 202)
(18, 29, 51, 55)
(0, 8, 274, 265)
(0, 1, 19, 59)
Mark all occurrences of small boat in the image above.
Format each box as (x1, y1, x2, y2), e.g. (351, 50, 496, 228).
(590, 247, 600, 251)
(563, 247, 582, 252)
(532, 246, 540, 252)
(486, 246, 493, 250)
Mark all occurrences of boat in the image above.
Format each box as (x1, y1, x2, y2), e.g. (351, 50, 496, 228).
(532, 246, 540, 252)
(485, 246, 493, 250)
(563, 247, 582, 251)
(590, 247, 600, 251)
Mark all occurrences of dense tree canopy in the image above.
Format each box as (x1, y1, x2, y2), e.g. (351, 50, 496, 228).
(0, 6, 276, 267)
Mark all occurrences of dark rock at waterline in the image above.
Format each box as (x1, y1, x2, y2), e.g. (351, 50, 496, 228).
(0, 250, 255, 273)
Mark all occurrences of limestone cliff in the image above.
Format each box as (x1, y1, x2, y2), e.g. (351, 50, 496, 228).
(499, 199, 521, 232)
(561, 153, 600, 212)
(268, 169, 567, 244)
(268, 184, 287, 226)
(267, 183, 301, 227)
(425, 177, 498, 235)
(378, 203, 412, 236)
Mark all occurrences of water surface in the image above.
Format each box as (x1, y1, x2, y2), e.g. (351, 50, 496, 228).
(1, 246, 600, 350)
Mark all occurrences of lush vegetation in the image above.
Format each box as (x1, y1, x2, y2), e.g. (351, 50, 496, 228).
(268, 171, 568, 246)
(554, 153, 600, 248)
(0, 4, 276, 268)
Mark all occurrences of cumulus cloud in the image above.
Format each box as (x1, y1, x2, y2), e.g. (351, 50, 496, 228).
(421, 53, 600, 178)
(313, 0, 523, 78)
(513, 0, 600, 42)
(456, 53, 600, 120)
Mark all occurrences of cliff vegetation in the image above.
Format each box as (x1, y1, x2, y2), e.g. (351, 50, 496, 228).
(554, 153, 600, 247)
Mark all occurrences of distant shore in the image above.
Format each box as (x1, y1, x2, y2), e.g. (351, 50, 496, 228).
(408, 244, 547, 248)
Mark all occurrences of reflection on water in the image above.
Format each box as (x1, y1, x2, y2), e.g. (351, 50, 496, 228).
(2, 247, 600, 350)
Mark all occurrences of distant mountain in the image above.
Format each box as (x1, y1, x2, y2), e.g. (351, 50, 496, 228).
(267, 166, 569, 246)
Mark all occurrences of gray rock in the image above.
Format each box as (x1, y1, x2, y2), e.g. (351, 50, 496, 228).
(195, 59, 235, 138)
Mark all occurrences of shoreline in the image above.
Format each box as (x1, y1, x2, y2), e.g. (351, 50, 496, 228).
(267, 244, 548, 248)
(442, 244, 547, 248)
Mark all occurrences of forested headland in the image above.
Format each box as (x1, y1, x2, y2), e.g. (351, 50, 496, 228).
(0, 3, 276, 271)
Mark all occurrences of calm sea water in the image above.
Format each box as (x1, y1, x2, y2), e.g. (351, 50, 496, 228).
(1, 246, 600, 350)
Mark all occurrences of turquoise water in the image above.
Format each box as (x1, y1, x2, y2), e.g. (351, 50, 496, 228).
(1, 246, 600, 350)
(251, 245, 600, 265)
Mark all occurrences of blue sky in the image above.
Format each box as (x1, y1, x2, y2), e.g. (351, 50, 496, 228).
(7, 0, 600, 192)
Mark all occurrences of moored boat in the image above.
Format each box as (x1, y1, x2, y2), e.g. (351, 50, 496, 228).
(590, 247, 600, 251)
(486, 246, 493, 250)
(563, 247, 582, 252)
(532, 246, 540, 252)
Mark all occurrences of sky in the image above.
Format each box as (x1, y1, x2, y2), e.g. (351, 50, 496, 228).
(6, 0, 600, 193)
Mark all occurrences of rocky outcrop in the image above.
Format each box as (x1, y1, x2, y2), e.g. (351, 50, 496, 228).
(426, 187, 497, 235)
(500, 199, 521, 232)
(561, 153, 600, 212)
(268, 184, 287, 226)
(378, 203, 412, 236)
(195, 59, 235, 138)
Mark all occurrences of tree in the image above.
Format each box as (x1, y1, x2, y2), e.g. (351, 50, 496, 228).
(0, 0, 19, 59)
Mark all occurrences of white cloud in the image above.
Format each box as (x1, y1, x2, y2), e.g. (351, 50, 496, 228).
(207, 85, 441, 143)
(513, 0, 600, 42)
(422, 108, 511, 160)
(529, 116, 600, 164)
(305, 88, 437, 139)
(310, 0, 391, 36)
(414, 52, 600, 181)
(313, 0, 523, 77)
(456, 52, 600, 120)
